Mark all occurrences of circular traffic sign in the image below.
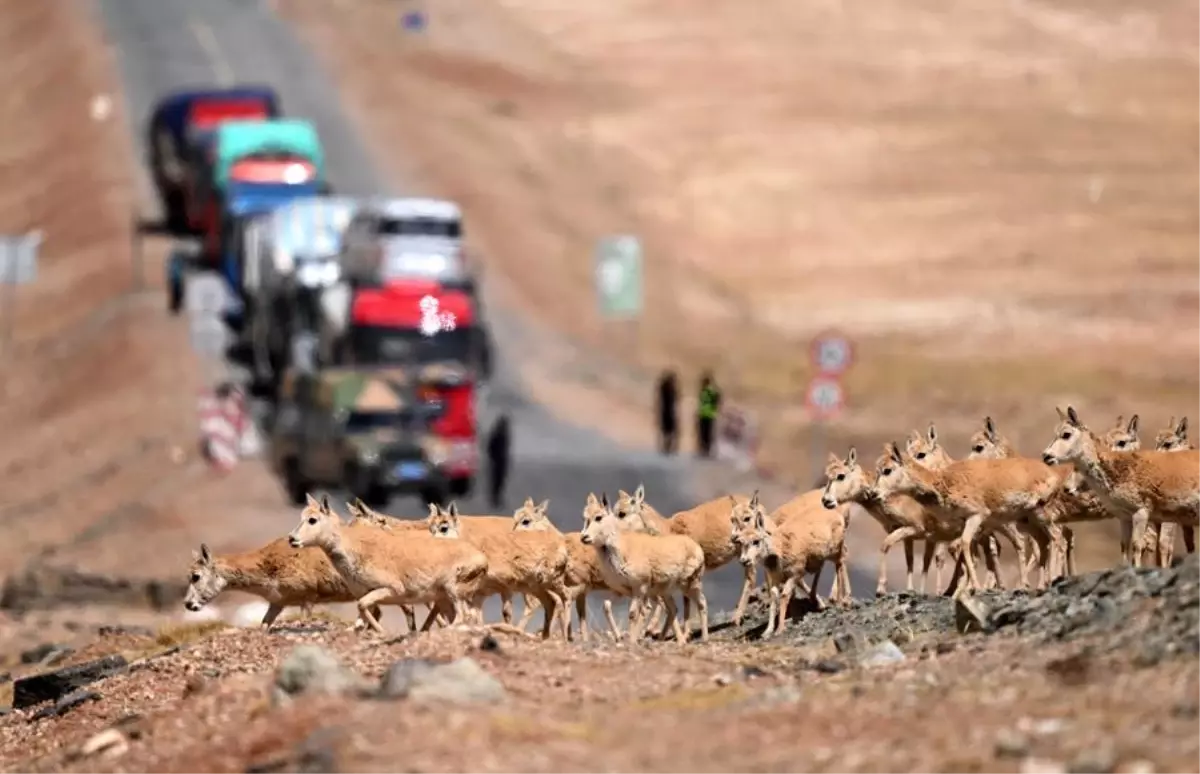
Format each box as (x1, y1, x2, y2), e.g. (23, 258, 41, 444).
(810, 330, 855, 375)
(805, 375, 845, 419)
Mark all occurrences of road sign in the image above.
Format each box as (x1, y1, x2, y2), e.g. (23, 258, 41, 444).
(805, 375, 845, 419)
(0, 232, 41, 285)
(401, 9, 426, 32)
(595, 235, 643, 319)
(810, 330, 854, 376)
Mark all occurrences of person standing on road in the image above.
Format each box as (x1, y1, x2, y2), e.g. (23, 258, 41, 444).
(486, 413, 511, 509)
(656, 369, 679, 455)
(696, 371, 721, 458)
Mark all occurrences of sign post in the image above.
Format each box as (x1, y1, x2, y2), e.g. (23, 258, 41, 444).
(806, 329, 854, 485)
(0, 231, 41, 358)
(595, 235, 643, 320)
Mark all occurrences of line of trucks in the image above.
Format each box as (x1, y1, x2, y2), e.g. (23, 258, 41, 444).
(146, 85, 494, 510)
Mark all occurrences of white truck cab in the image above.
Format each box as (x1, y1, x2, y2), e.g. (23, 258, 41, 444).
(339, 197, 471, 286)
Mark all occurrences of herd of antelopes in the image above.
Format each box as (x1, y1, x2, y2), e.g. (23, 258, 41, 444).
(183, 406, 1199, 643)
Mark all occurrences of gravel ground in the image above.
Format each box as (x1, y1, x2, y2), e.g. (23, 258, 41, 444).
(0, 555, 1195, 772)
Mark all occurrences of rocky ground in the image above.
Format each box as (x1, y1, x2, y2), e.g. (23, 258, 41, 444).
(0, 556, 1195, 772)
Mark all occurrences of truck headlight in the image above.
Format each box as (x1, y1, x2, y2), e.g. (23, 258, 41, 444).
(359, 450, 379, 466)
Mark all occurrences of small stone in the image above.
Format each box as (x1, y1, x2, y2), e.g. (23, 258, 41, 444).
(478, 634, 501, 653)
(832, 630, 862, 654)
(1045, 652, 1092, 687)
(1021, 757, 1067, 774)
(860, 641, 906, 668)
(1117, 760, 1155, 774)
(936, 641, 957, 655)
(994, 729, 1031, 759)
(810, 659, 844, 674)
(377, 658, 506, 704)
(955, 595, 992, 634)
(1131, 645, 1162, 669)
(79, 728, 129, 760)
(1068, 743, 1117, 774)
(183, 675, 209, 698)
(273, 646, 370, 705)
(713, 673, 733, 687)
(1170, 700, 1198, 719)
(890, 626, 915, 645)
(739, 665, 769, 680)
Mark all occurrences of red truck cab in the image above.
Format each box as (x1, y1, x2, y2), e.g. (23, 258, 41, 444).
(343, 280, 483, 495)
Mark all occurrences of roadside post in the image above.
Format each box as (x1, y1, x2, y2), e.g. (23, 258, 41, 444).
(806, 329, 853, 485)
(0, 231, 41, 358)
(595, 234, 643, 359)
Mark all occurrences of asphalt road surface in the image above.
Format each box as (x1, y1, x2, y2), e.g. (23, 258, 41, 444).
(93, 0, 869, 621)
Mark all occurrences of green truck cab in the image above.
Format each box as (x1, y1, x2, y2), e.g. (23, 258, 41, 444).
(269, 366, 447, 508)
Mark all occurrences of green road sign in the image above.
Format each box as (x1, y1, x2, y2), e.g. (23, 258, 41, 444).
(595, 235, 643, 319)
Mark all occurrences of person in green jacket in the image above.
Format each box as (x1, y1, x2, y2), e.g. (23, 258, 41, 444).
(696, 370, 722, 457)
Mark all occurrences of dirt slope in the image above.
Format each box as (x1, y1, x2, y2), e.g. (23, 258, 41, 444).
(0, 1, 300, 587)
(0, 556, 1195, 772)
(280, 0, 1199, 570)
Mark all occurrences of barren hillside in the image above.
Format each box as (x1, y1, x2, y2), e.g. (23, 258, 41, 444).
(283, 0, 1199, 568)
(0, 2, 305, 589)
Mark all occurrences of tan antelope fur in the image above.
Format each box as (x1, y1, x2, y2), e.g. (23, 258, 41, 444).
(612, 484, 672, 534)
(733, 492, 851, 604)
(733, 497, 850, 639)
(1151, 416, 1196, 566)
(359, 499, 542, 625)
(429, 502, 571, 640)
(288, 494, 487, 633)
(905, 424, 1014, 592)
(822, 446, 976, 597)
(1042, 406, 1200, 569)
(872, 443, 1060, 596)
(966, 414, 1169, 578)
(579, 493, 708, 644)
(184, 539, 384, 629)
(510, 497, 624, 641)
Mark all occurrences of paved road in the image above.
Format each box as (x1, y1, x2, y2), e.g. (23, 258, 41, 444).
(92, 0, 869, 617)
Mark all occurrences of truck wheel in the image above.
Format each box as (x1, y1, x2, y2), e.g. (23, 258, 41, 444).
(164, 190, 188, 235)
(420, 488, 447, 509)
(283, 458, 310, 507)
(360, 484, 389, 509)
(449, 477, 472, 498)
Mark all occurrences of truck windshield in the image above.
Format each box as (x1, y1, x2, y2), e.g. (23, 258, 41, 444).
(379, 218, 461, 239)
(346, 326, 475, 367)
(344, 411, 404, 433)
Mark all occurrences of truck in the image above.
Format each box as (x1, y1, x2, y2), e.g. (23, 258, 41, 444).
(315, 278, 486, 498)
(167, 119, 329, 316)
(240, 196, 360, 387)
(145, 86, 280, 234)
(270, 367, 446, 507)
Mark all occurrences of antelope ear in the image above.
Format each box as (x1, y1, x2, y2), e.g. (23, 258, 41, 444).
(984, 416, 997, 442)
(1066, 406, 1082, 427)
(320, 494, 331, 512)
(753, 509, 766, 531)
(427, 502, 439, 518)
(1055, 406, 1068, 422)
(200, 543, 212, 565)
(447, 502, 460, 517)
(827, 452, 840, 466)
(906, 429, 921, 446)
(889, 442, 904, 464)
(1178, 417, 1189, 437)
(749, 490, 760, 508)
(600, 492, 610, 509)
(523, 496, 534, 508)
(306, 492, 321, 509)
(537, 499, 549, 514)
(633, 483, 646, 504)
(847, 446, 857, 467)
(1127, 414, 1139, 434)
(727, 494, 737, 505)
(927, 423, 938, 443)
(585, 492, 599, 507)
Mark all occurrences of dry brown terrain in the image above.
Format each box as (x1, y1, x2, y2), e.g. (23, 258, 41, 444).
(0, 1, 303, 584)
(281, 0, 1199, 569)
(1, 554, 1197, 773)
